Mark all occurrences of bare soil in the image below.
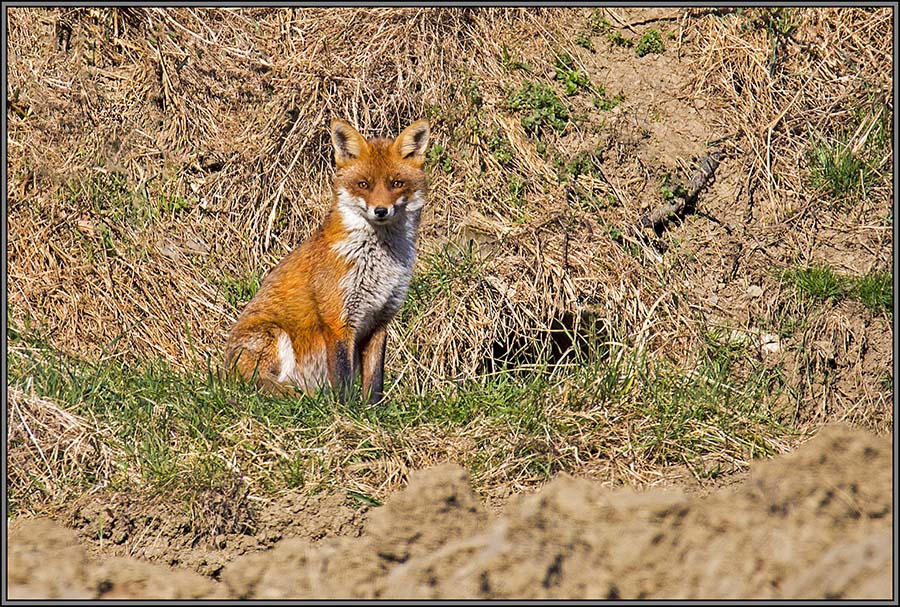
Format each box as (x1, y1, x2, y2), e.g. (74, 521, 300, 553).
(8, 425, 892, 600)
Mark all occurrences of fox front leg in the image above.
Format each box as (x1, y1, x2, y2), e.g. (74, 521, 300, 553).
(328, 338, 355, 404)
(361, 328, 387, 405)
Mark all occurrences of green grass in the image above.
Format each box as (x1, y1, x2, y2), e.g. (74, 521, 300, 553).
(631, 330, 789, 464)
(850, 271, 892, 315)
(807, 103, 891, 201)
(780, 265, 893, 315)
(781, 266, 846, 303)
(220, 270, 263, 309)
(8, 332, 333, 502)
(807, 135, 864, 200)
(59, 169, 198, 266)
(63, 170, 194, 227)
(8, 296, 800, 515)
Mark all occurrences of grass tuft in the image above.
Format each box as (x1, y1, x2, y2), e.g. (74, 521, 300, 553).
(780, 265, 892, 316)
(850, 271, 892, 315)
(807, 135, 864, 200)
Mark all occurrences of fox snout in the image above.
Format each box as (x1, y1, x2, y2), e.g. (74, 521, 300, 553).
(372, 205, 393, 221)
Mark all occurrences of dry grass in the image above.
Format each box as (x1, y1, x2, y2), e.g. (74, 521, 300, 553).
(691, 7, 892, 222)
(7, 7, 592, 375)
(7, 385, 127, 512)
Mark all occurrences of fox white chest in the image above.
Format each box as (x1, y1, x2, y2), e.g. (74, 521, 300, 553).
(333, 209, 420, 338)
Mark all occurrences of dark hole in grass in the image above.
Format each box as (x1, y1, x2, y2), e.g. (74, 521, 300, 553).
(485, 309, 608, 374)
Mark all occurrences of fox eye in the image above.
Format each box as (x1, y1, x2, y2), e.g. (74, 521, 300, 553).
(357, 180, 369, 190)
(391, 180, 404, 189)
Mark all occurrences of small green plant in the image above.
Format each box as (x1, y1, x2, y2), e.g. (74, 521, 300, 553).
(559, 148, 603, 182)
(427, 142, 453, 173)
(554, 54, 591, 96)
(505, 82, 570, 138)
(589, 10, 613, 33)
(508, 173, 527, 207)
(607, 31, 633, 48)
(425, 104, 445, 121)
(156, 193, 193, 215)
(575, 33, 594, 51)
(488, 132, 514, 165)
(635, 29, 665, 57)
(450, 74, 483, 109)
(742, 8, 798, 38)
(569, 188, 608, 213)
(606, 224, 623, 241)
(463, 79, 483, 108)
(661, 183, 689, 202)
(592, 88, 625, 111)
(63, 172, 145, 225)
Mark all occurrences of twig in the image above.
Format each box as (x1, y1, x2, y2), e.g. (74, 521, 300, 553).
(620, 14, 682, 29)
(635, 149, 723, 236)
(603, 9, 640, 35)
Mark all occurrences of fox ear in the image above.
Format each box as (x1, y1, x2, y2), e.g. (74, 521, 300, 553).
(330, 119, 368, 167)
(393, 119, 430, 167)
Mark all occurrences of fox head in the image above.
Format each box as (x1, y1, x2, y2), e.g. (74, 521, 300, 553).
(330, 118, 430, 227)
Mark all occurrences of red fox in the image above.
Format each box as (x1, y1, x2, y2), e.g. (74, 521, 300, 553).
(224, 118, 430, 404)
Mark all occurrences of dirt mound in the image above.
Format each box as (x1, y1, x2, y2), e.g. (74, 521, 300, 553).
(8, 425, 892, 600)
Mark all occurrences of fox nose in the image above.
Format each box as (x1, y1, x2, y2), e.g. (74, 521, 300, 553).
(373, 206, 389, 219)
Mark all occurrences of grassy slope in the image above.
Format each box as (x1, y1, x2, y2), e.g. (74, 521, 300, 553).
(7, 7, 893, 516)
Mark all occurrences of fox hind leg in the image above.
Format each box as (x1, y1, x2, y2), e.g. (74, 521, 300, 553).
(225, 323, 295, 395)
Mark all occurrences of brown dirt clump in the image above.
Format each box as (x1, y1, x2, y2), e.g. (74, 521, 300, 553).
(7, 517, 227, 599)
(54, 484, 369, 579)
(9, 425, 892, 600)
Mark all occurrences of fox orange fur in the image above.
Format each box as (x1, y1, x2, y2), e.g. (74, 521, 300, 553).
(224, 118, 430, 404)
